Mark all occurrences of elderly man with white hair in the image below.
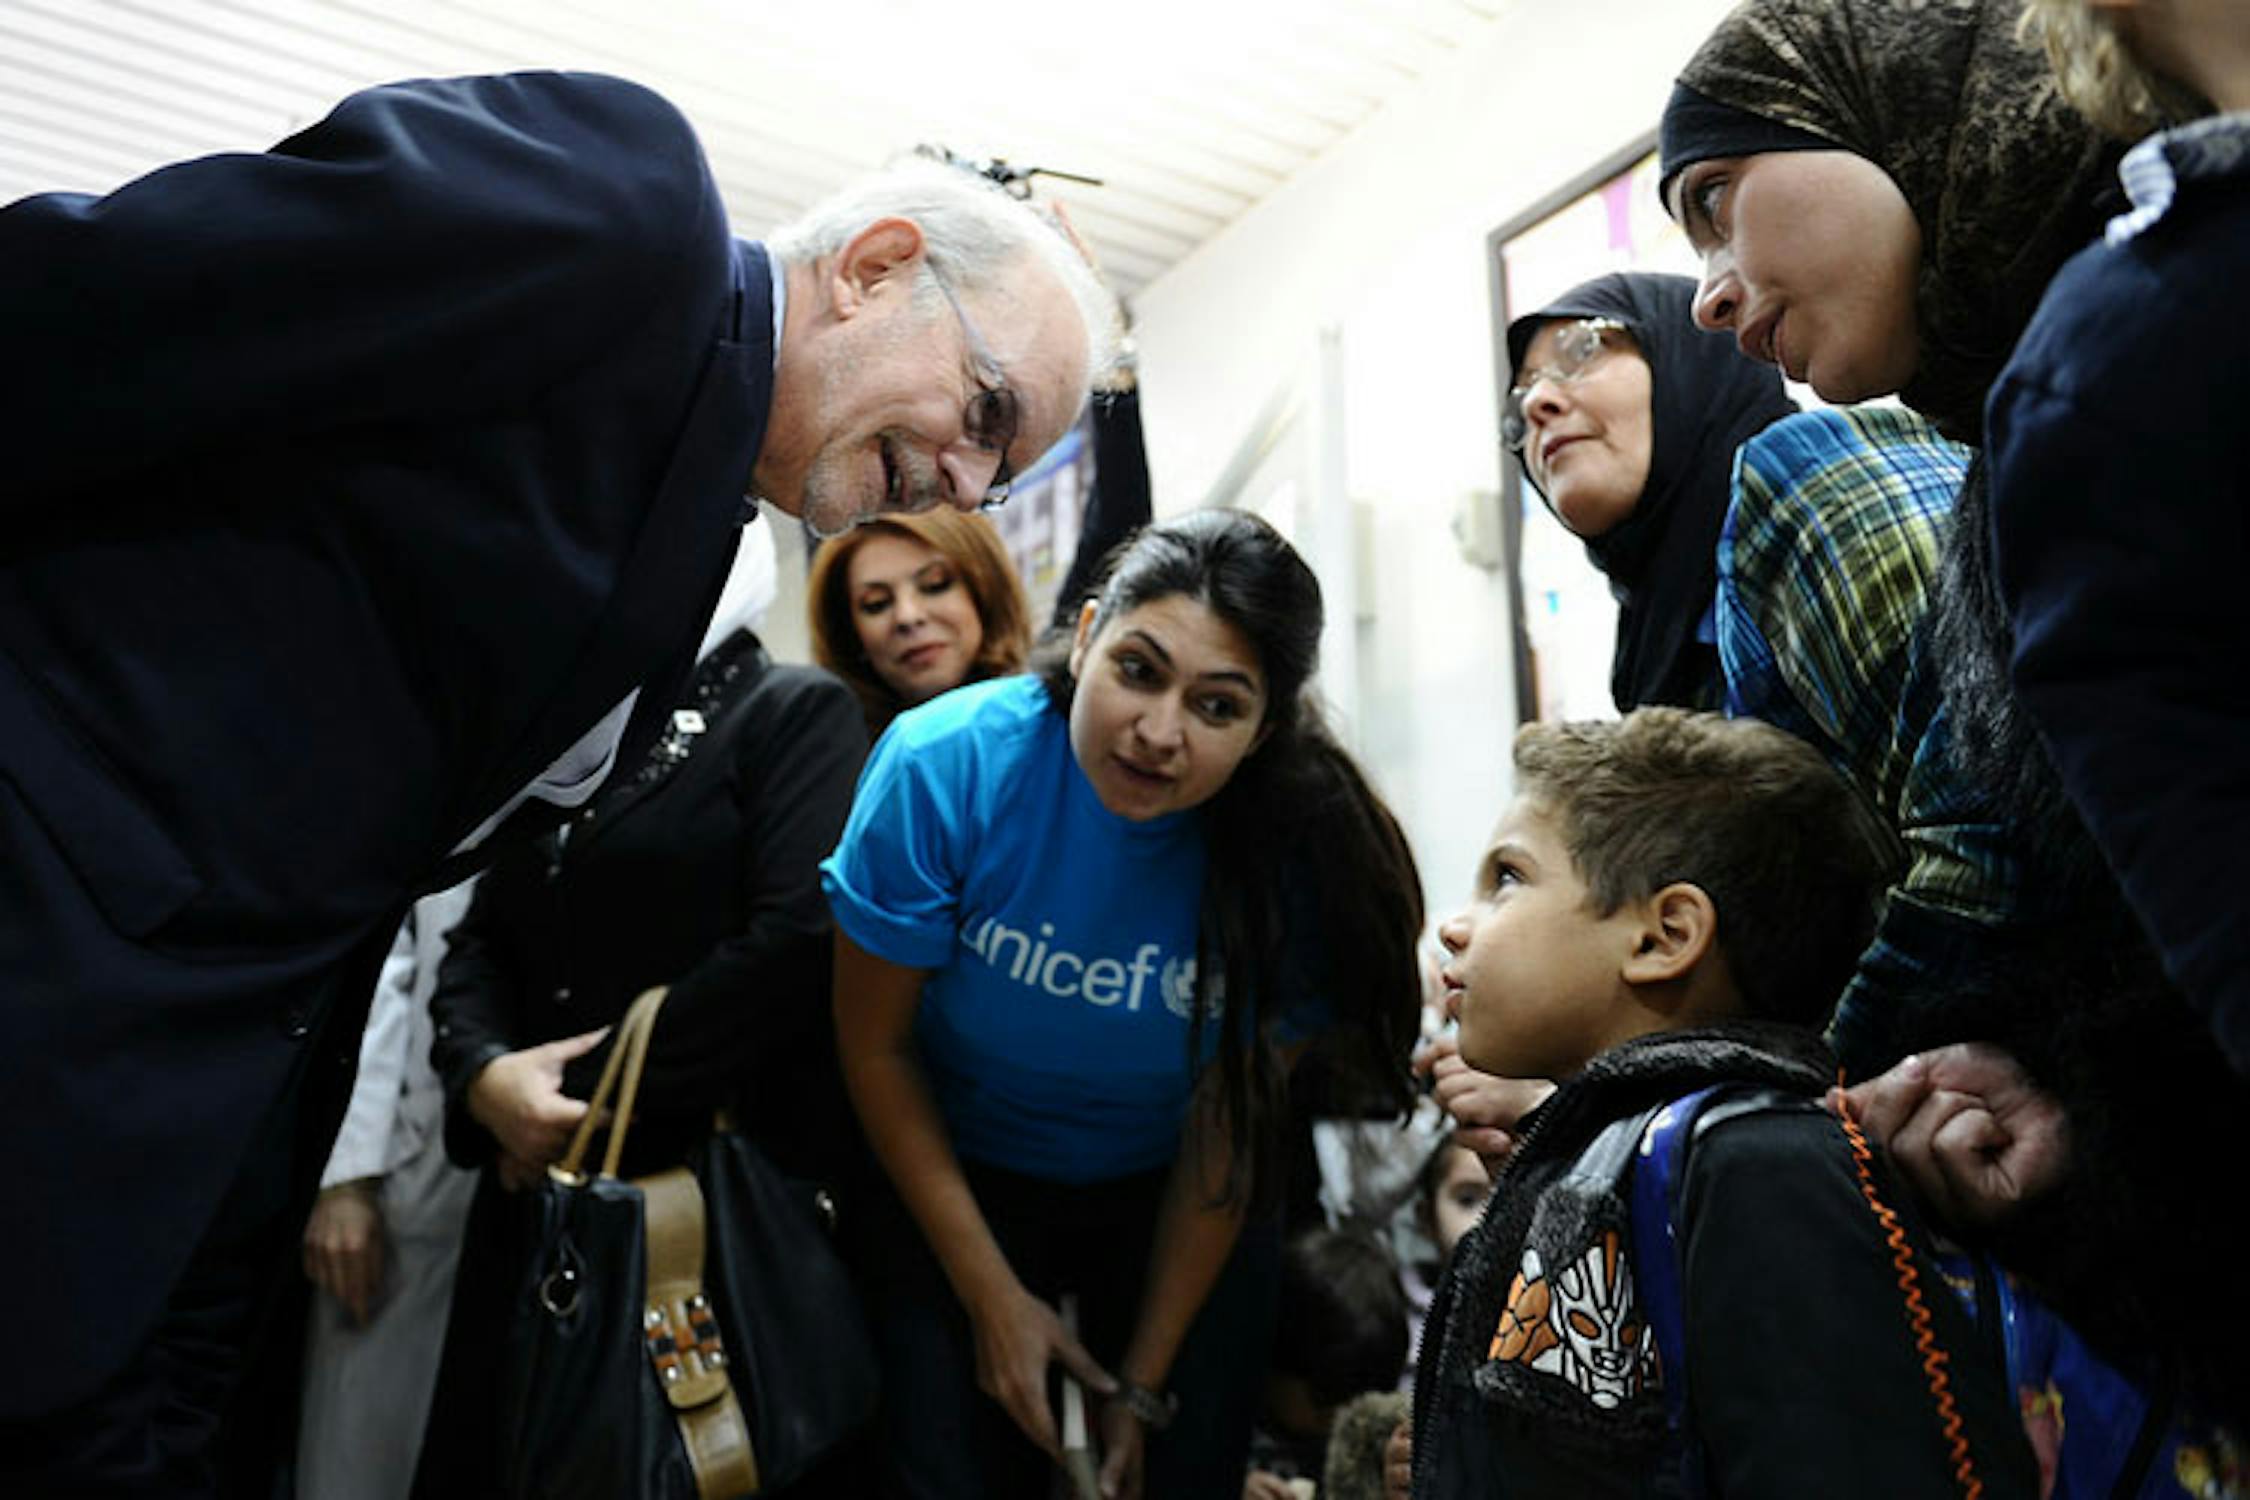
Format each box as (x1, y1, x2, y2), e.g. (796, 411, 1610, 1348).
(0, 69, 1117, 1497)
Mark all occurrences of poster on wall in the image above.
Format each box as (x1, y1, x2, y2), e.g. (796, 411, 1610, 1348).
(984, 418, 1094, 628)
(1487, 137, 1701, 724)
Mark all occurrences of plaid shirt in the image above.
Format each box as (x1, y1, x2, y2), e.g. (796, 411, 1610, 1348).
(1717, 405, 2013, 1073)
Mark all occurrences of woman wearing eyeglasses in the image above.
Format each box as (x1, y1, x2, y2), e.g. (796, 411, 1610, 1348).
(1435, 267, 1973, 1208)
(1499, 271, 1992, 1079)
(1503, 271, 1796, 712)
(1422, 274, 1800, 1179)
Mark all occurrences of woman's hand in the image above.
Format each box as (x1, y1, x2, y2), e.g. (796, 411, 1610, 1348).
(302, 1179, 386, 1326)
(1415, 1032, 1555, 1173)
(465, 1027, 608, 1189)
(966, 1280, 1117, 1459)
(1096, 1389, 1147, 1500)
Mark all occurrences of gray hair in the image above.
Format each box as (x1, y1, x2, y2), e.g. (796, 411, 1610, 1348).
(766, 158, 1124, 392)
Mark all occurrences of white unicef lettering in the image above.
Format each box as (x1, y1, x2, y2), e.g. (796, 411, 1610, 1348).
(957, 921, 1178, 1013)
(1126, 945, 1160, 1012)
(985, 923, 1031, 979)
(1021, 924, 1056, 984)
(1081, 958, 1127, 1006)
(1041, 950, 1085, 997)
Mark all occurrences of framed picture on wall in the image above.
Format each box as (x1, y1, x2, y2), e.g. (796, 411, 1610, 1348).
(1485, 132, 1700, 724)
(983, 415, 1094, 627)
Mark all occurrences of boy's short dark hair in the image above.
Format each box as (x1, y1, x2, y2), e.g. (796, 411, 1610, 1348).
(1273, 1227, 1409, 1406)
(1513, 708, 1898, 1025)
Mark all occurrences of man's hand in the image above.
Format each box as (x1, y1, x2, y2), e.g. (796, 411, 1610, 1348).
(303, 1179, 387, 1327)
(466, 1027, 608, 1190)
(1830, 1042, 2070, 1235)
(1414, 1032, 1555, 1174)
(1383, 1416, 1413, 1500)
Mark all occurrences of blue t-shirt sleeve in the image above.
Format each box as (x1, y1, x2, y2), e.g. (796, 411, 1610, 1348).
(821, 718, 975, 970)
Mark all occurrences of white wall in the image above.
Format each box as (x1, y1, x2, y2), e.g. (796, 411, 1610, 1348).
(1130, 0, 1735, 917)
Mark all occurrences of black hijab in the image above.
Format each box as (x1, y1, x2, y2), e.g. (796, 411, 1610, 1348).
(1506, 272, 1796, 712)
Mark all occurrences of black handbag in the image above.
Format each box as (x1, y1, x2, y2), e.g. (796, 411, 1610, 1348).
(499, 987, 879, 1498)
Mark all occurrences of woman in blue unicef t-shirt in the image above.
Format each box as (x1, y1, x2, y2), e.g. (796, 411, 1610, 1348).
(822, 509, 1425, 1499)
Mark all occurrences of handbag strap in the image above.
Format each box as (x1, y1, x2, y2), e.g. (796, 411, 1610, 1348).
(602, 987, 668, 1180)
(642, 1166, 760, 1498)
(555, 986, 669, 1182)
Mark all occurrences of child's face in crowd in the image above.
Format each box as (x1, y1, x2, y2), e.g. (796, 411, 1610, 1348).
(1067, 594, 1269, 821)
(1429, 1142, 1492, 1261)
(1670, 150, 1922, 404)
(1437, 796, 1646, 1081)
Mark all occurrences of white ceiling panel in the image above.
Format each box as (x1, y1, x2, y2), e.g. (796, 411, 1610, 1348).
(0, 0, 1516, 300)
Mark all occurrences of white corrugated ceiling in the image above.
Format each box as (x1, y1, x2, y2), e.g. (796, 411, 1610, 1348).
(0, 0, 1515, 300)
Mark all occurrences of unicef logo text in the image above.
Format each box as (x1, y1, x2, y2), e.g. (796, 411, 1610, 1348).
(960, 917, 1209, 1016)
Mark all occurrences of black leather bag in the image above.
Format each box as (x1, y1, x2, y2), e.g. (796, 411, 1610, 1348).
(499, 988, 879, 1498)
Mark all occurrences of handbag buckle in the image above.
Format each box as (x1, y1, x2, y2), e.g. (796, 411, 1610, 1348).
(538, 1262, 581, 1319)
(644, 1289, 734, 1409)
(537, 1240, 585, 1319)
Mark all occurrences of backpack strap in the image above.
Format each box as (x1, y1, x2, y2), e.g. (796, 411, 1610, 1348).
(1626, 1089, 1713, 1498)
(1638, 1087, 2199, 1500)
(1627, 1085, 1814, 1500)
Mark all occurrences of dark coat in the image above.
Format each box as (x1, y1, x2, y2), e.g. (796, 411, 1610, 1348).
(415, 633, 867, 1495)
(1991, 142, 2250, 1081)
(1986, 144, 2250, 1428)
(429, 631, 869, 1179)
(0, 70, 770, 1417)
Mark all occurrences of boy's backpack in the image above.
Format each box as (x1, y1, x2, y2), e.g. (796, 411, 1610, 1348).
(1625, 1085, 2236, 1500)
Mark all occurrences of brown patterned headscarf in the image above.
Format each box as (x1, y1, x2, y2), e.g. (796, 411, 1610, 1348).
(1660, 0, 2120, 441)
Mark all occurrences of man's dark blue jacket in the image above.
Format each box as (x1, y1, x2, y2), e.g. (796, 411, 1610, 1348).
(0, 71, 771, 1416)
(1989, 135, 2250, 1083)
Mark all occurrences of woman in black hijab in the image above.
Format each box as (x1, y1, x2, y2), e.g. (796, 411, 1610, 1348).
(1505, 271, 1796, 711)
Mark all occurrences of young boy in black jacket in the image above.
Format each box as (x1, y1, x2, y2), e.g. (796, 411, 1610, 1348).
(1409, 709, 2038, 1498)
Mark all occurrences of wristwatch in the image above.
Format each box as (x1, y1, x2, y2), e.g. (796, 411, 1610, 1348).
(1115, 1380, 1178, 1431)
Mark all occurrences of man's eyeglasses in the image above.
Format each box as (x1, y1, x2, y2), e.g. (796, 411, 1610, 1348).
(927, 266, 1021, 511)
(1502, 317, 1627, 452)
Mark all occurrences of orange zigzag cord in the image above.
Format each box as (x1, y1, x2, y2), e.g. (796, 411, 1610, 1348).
(1833, 1081, 1985, 1500)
